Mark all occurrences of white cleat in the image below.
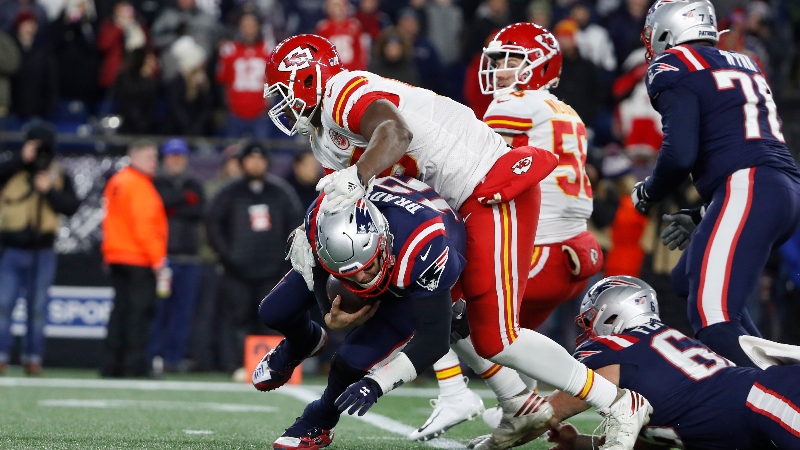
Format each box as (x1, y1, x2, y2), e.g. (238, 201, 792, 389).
(596, 389, 653, 450)
(468, 390, 554, 450)
(482, 405, 502, 429)
(408, 388, 485, 441)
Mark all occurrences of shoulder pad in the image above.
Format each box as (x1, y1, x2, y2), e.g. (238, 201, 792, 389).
(324, 73, 371, 131)
(484, 95, 534, 134)
(645, 51, 693, 98)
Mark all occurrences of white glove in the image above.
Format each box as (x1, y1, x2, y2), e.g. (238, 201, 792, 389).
(316, 165, 366, 213)
(285, 225, 315, 291)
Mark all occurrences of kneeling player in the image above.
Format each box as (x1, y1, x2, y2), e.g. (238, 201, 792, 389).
(543, 276, 800, 450)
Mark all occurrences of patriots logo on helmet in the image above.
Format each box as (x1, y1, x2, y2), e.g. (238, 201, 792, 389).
(278, 46, 314, 72)
(576, 350, 601, 361)
(647, 62, 679, 84)
(588, 278, 640, 304)
(416, 247, 449, 291)
(354, 199, 378, 234)
(511, 156, 532, 175)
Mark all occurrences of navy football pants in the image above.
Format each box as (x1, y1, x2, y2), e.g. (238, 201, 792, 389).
(747, 365, 800, 448)
(259, 270, 416, 428)
(673, 166, 800, 366)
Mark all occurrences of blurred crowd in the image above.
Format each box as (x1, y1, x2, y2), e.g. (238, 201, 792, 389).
(1, 0, 800, 376)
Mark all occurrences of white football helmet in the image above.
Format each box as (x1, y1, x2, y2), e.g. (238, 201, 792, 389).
(641, 0, 719, 63)
(575, 276, 660, 345)
(315, 198, 395, 298)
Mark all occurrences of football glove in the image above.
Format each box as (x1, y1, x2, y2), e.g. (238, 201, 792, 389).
(450, 298, 470, 344)
(631, 178, 653, 214)
(316, 165, 367, 213)
(661, 207, 704, 251)
(334, 377, 383, 416)
(285, 225, 315, 291)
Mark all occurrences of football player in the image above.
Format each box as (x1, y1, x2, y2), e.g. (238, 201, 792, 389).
(542, 276, 800, 450)
(413, 22, 606, 447)
(631, 0, 800, 367)
(264, 34, 652, 450)
(254, 176, 465, 449)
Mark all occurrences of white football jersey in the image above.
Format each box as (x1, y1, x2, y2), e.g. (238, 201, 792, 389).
(484, 90, 593, 244)
(317, 71, 508, 210)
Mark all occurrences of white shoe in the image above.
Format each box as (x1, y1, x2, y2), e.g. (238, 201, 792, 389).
(469, 391, 553, 450)
(408, 388, 485, 441)
(597, 389, 653, 450)
(482, 405, 502, 429)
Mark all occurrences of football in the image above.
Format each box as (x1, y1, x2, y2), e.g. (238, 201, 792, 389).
(326, 275, 373, 313)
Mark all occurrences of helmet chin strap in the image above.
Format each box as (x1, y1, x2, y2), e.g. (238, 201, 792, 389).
(296, 65, 324, 136)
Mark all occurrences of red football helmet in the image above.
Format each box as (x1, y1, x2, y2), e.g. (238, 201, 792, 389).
(264, 34, 345, 135)
(479, 23, 562, 96)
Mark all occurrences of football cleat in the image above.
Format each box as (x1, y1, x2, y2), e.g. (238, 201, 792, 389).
(468, 391, 553, 450)
(253, 329, 327, 392)
(596, 389, 653, 450)
(408, 385, 485, 441)
(274, 417, 334, 450)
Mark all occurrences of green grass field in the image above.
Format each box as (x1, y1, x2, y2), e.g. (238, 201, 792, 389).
(0, 368, 601, 449)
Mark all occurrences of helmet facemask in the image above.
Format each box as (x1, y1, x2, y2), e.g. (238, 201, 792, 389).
(336, 236, 396, 298)
(265, 64, 323, 136)
(479, 41, 558, 96)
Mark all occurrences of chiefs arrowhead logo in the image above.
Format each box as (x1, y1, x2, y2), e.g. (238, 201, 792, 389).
(278, 46, 313, 72)
(511, 156, 532, 175)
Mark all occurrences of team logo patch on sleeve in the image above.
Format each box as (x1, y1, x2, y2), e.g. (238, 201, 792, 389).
(328, 129, 350, 149)
(416, 247, 449, 291)
(511, 156, 533, 175)
(647, 62, 679, 84)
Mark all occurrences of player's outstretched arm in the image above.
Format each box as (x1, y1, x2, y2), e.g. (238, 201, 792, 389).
(355, 99, 414, 181)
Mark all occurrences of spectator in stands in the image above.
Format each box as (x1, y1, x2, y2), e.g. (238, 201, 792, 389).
(0, 0, 48, 38)
(166, 35, 212, 136)
(150, 0, 222, 82)
(570, 2, 616, 80)
(612, 47, 662, 164)
(205, 141, 302, 374)
(527, 0, 551, 30)
(285, 149, 322, 209)
(602, 151, 648, 279)
(462, 0, 510, 64)
(550, 19, 601, 141)
(100, 139, 167, 378)
(396, 7, 440, 92)
(98, 1, 147, 94)
(425, 0, 463, 98)
(189, 143, 241, 372)
(368, 27, 419, 86)
(284, 0, 326, 37)
(10, 10, 56, 119)
(605, 0, 649, 70)
(0, 122, 80, 376)
(215, 11, 273, 139)
(113, 47, 159, 135)
(149, 138, 205, 374)
(50, 0, 100, 111)
(355, 0, 390, 42)
(0, 30, 20, 121)
(316, 0, 366, 71)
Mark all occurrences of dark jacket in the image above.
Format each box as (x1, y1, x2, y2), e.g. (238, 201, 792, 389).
(154, 170, 205, 258)
(165, 75, 212, 136)
(0, 150, 80, 248)
(11, 39, 57, 118)
(206, 175, 303, 281)
(49, 12, 100, 105)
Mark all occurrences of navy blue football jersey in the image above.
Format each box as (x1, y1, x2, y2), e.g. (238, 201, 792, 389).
(575, 321, 763, 449)
(645, 44, 799, 201)
(306, 176, 466, 300)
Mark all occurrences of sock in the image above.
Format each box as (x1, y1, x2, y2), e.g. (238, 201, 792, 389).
(269, 321, 323, 372)
(518, 373, 538, 393)
(453, 337, 527, 400)
(301, 355, 366, 430)
(697, 321, 758, 367)
(490, 328, 617, 409)
(433, 349, 468, 397)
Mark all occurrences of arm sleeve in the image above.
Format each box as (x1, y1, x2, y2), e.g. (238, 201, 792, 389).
(312, 265, 332, 315)
(643, 86, 699, 202)
(45, 173, 80, 216)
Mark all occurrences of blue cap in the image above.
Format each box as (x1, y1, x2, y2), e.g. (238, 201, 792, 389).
(162, 137, 189, 155)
